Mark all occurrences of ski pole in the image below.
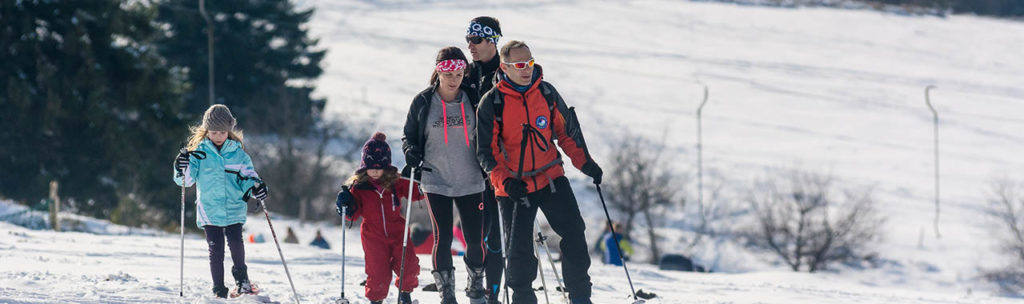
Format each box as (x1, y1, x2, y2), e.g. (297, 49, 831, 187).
(258, 197, 301, 304)
(595, 185, 642, 304)
(337, 206, 349, 304)
(180, 182, 185, 297)
(176, 149, 206, 297)
(493, 188, 511, 304)
(396, 169, 418, 304)
(534, 231, 551, 304)
(535, 219, 568, 303)
(500, 123, 534, 303)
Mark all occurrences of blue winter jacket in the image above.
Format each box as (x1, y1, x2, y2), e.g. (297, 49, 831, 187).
(173, 139, 260, 228)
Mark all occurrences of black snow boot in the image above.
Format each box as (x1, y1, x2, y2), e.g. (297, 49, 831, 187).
(231, 265, 254, 295)
(484, 288, 501, 304)
(212, 285, 229, 298)
(432, 270, 457, 304)
(466, 267, 486, 304)
(399, 291, 414, 304)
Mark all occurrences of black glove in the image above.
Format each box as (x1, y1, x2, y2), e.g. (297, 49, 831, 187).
(581, 161, 603, 185)
(503, 178, 529, 204)
(400, 165, 423, 179)
(336, 186, 356, 217)
(174, 151, 191, 175)
(405, 152, 422, 169)
(250, 183, 269, 201)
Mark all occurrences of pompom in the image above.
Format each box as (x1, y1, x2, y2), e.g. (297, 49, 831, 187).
(372, 132, 387, 141)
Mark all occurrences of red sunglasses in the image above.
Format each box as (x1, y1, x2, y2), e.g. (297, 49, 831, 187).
(503, 58, 535, 70)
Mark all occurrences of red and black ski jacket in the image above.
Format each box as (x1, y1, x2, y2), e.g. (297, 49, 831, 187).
(346, 177, 425, 240)
(476, 65, 597, 197)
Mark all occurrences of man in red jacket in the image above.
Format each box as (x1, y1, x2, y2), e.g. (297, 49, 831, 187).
(475, 40, 603, 304)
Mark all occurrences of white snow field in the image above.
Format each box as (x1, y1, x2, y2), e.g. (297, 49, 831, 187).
(3, 0, 1024, 303)
(1, 211, 1019, 304)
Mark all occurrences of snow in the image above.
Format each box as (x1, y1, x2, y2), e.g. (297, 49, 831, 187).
(4, 0, 1024, 303)
(2, 210, 1018, 303)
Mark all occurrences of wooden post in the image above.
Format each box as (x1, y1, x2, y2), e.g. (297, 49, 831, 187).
(49, 180, 60, 231)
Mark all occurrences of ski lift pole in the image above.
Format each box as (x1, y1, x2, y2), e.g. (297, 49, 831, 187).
(199, 0, 215, 105)
(696, 83, 709, 222)
(925, 85, 940, 239)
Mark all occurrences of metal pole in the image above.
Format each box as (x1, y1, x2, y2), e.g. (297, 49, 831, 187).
(535, 219, 568, 303)
(180, 184, 185, 297)
(696, 84, 709, 226)
(259, 199, 302, 304)
(337, 206, 349, 304)
(199, 0, 215, 105)
(534, 236, 551, 304)
(595, 185, 642, 303)
(49, 181, 59, 231)
(925, 85, 940, 239)
(396, 170, 418, 303)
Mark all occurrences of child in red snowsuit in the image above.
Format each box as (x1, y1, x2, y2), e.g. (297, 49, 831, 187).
(336, 132, 424, 304)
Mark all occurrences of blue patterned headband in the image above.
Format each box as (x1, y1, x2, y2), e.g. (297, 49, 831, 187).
(467, 21, 501, 44)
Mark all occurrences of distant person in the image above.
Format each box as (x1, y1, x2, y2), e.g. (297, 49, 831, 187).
(310, 229, 330, 249)
(283, 226, 299, 244)
(600, 222, 633, 266)
(247, 233, 265, 243)
(172, 104, 267, 298)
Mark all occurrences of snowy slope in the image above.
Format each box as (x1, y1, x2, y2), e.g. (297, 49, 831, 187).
(1, 215, 1018, 304)
(297, 0, 1024, 300)
(4, 0, 1024, 303)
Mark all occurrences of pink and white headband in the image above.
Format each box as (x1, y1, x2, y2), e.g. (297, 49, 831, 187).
(436, 59, 467, 72)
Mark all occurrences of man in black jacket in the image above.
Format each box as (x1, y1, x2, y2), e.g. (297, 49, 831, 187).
(463, 16, 502, 98)
(461, 16, 505, 304)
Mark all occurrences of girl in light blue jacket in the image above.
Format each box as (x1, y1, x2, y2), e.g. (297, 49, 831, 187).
(173, 104, 268, 298)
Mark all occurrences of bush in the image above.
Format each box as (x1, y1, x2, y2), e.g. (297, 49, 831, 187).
(745, 168, 884, 272)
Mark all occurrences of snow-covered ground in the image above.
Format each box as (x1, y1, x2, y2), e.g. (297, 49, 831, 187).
(4, 0, 1024, 303)
(1, 210, 1017, 304)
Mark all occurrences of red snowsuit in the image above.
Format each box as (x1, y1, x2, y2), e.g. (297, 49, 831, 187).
(346, 177, 425, 301)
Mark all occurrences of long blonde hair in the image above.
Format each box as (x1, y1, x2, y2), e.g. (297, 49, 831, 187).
(186, 124, 244, 151)
(345, 168, 399, 189)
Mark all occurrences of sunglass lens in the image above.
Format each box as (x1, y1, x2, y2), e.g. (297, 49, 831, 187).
(466, 36, 484, 44)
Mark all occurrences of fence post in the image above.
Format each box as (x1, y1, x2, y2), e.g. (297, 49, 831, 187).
(49, 180, 60, 231)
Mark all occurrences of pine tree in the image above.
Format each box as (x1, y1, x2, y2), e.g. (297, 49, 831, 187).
(156, 0, 326, 134)
(0, 1, 189, 225)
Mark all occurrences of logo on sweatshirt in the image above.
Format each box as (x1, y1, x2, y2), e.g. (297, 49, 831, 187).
(536, 116, 548, 130)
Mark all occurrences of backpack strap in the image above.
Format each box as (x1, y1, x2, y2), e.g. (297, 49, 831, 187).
(493, 82, 558, 136)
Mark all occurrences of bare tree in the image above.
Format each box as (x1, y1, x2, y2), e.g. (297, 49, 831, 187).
(685, 174, 732, 250)
(249, 111, 364, 223)
(746, 168, 883, 272)
(604, 132, 685, 264)
(984, 178, 1024, 294)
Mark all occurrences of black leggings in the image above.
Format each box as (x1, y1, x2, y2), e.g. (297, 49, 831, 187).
(204, 223, 247, 288)
(482, 185, 504, 297)
(426, 192, 486, 272)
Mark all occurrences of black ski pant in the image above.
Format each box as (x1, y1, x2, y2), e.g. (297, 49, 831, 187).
(204, 223, 247, 288)
(482, 184, 505, 298)
(499, 176, 591, 303)
(426, 192, 486, 272)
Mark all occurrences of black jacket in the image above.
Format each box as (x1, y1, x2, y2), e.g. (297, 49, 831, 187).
(462, 54, 501, 99)
(401, 84, 481, 163)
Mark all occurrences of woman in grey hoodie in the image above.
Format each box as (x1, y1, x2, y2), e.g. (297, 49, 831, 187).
(402, 46, 488, 304)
